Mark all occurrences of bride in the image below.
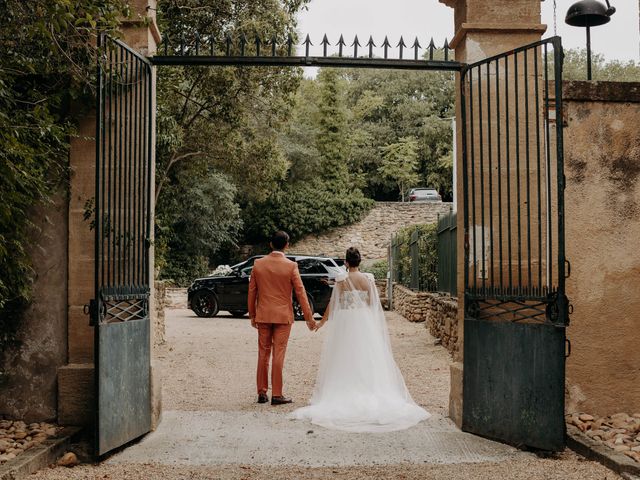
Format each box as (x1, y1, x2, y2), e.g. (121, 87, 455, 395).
(290, 247, 430, 432)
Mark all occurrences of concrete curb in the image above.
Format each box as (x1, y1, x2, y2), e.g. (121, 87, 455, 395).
(567, 425, 640, 478)
(0, 427, 82, 480)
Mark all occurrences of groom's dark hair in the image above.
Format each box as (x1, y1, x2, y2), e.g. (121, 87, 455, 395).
(271, 230, 290, 251)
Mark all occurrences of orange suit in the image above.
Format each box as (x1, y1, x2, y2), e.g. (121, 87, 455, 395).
(248, 252, 313, 396)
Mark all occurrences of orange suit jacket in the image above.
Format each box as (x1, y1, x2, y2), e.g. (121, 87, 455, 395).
(248, 252, 313, 324)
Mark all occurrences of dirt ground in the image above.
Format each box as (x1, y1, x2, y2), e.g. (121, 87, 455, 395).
(31, 309, 619, 480)
(157, 310, 451, 416)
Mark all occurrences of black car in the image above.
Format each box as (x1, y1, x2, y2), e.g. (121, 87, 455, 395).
(187, 255, 344, 319)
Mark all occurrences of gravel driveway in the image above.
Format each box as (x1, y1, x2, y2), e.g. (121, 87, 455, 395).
(32, 309, 619, 479)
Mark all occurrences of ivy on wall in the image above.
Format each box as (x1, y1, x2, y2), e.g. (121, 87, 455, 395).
(0, 1, 127, 371)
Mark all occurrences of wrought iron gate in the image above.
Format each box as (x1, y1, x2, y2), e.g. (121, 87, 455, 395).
(460, 37, 569, 451)
(92, 34, 153, 455)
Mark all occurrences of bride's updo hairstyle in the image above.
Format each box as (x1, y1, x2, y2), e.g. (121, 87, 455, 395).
(345, 247, 361, 267)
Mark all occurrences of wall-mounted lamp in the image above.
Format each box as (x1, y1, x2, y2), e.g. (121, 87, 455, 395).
(565, 0, 616, 80)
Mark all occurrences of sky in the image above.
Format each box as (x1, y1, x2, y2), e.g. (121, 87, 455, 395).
(296, 0, 640, 66)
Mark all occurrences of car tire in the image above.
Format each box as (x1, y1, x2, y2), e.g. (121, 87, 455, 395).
(191, 290, 219, 318)
(229, 310, 247, 318)
(293, 295, 314, 321)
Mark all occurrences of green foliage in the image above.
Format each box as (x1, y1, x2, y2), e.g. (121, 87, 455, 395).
(362, 260, 389, 281)
(243, 69, 373, 244)
(561, 48, 640, 82)
(392, 223, 438, 291)
(378, 137, 420, 201)
(315, 69, 350, 182)
(244, 179, 373, 242)
(0, 0, 126, 348)
(156, 173, 242, 286)
(155, 0, 308, 281)
(344, 68, 456, 200)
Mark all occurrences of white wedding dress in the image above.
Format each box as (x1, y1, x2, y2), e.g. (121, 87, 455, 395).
(290, 271, 430, 432)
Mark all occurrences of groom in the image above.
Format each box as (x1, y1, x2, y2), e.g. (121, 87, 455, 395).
(248, 231, 316, 405)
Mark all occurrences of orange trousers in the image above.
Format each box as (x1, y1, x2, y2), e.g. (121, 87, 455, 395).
(257, 323, 292, 397)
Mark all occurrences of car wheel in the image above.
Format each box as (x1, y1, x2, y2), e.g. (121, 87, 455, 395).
(229, 310, 247, 318)
(293, 295, 314, 321)
(191, 290, 219, 318)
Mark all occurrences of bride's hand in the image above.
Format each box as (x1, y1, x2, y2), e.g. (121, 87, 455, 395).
(315, 319, 327, 331)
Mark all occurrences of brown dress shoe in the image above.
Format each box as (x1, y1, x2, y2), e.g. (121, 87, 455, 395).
(271, 396, 293, 405)
(257, 393, 269, 404)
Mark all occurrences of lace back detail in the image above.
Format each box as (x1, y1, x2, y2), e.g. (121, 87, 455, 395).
(338, 290, 370, 309)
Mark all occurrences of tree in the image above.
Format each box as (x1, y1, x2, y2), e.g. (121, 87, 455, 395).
(154, 0, 309, 280)
(242, 68, 373, 243)
(378, 137, 420, 201)
(343, 68, 455, 200)
(315, 68, 350, 183)
(557, 48, 640, 81)
(156, 173, 241, 285)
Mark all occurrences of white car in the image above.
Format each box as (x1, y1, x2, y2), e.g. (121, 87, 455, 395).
(407, 188, 442, 202)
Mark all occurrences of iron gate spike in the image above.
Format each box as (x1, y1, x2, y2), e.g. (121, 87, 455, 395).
(194, 32, 200, 56)
(255, 34, 261, 56)
(271, 35, 277, 56)
(180, 34, 185, 56)
(225, 34, 232, 56)
(240, 34, 247, 56)
(321, 34, 330, 57)
(382, 35, 391, 59)
(287, 34, 293, 56)
(366, 35, 376, 58)
(162, 34, 169, 55)
(210, 34, 215, 56)
(412, 37, 421, 60)
(443, 38, 450, 61)
(397, 36, 406, 59)
(351, 35, 361, 58)
(428, 37, 436, 60)
(303, 34, 313, 57)
(337, 34, 346, 57)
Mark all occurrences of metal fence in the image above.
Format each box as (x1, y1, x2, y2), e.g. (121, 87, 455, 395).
(389, 209, 457, 297)
(437, 210, 457, 296)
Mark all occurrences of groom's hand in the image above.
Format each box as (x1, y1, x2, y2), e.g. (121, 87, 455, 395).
(250, 317, 258, 329)
(305, 319, 316, 331)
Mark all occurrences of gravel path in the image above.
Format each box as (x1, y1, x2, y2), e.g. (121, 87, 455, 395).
(157, 309, 450, 416)
(32, 309, 619, 479)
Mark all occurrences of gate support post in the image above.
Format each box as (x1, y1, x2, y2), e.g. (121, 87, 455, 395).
(58, 1, 161, 429)
(438, 0, 547, 428)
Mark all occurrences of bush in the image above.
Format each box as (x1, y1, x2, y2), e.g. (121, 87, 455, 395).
(392, 223, 438, 291)
(362, 260, 388, 281)
(243, 179, 374, 243)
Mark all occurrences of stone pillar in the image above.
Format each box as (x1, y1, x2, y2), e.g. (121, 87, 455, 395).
(439, 0, 546, 427)
(58, 1, 160, 427)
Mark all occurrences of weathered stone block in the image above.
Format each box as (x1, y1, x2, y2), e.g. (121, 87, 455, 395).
(58, 364, 94, 426)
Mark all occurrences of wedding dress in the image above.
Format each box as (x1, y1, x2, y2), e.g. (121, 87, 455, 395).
(290, 271, 430, 432)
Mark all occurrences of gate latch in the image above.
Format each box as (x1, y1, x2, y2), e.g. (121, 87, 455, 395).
(87, 299, 98, 326)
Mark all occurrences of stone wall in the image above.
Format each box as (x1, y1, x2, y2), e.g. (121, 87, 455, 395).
(166, 288, 188, 309)
(392, 284, 459, 355)
(563, 81, 640, 416)
(153, 281, 168, 347)
(291, 202, 453, 260)
(0, 195, 68, 422)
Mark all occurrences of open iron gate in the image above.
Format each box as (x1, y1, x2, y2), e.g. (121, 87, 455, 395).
(460, 37, 569, 451)
(92, 34, 153, 455)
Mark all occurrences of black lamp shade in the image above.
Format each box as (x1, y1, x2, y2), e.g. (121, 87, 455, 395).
(565, 0, 612, 27)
